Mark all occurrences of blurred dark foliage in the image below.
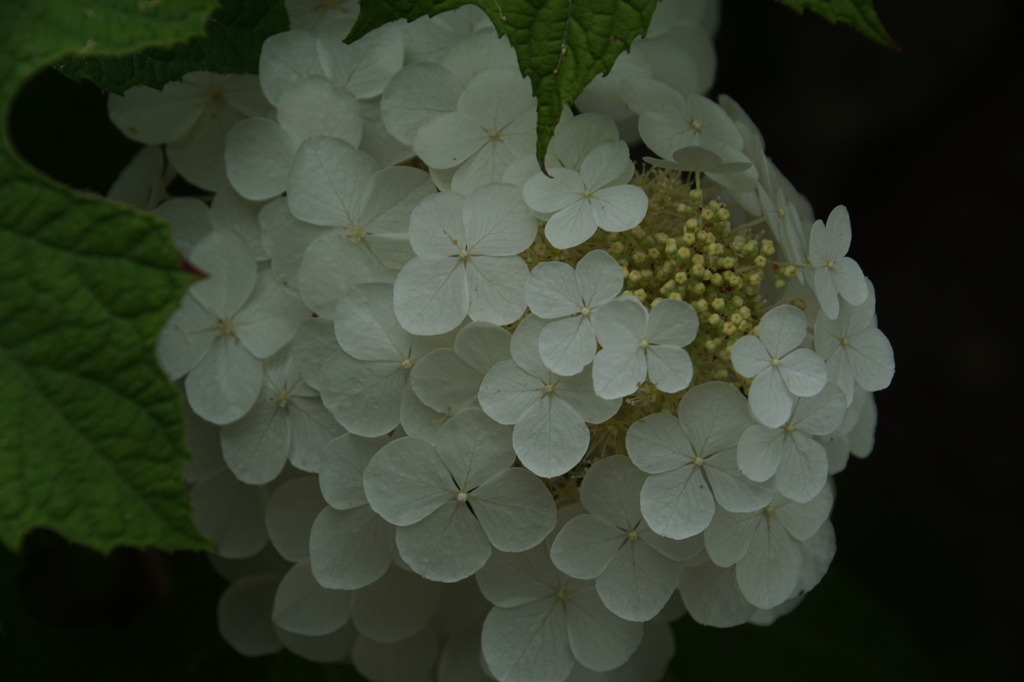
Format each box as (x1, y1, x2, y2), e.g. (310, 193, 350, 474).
(3, 0, 1021, 680)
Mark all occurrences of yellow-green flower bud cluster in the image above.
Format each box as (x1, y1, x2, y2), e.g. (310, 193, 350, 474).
(521, 167, 799, 498)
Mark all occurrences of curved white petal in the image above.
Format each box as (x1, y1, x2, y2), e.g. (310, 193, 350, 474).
(273, 559, 351, 636)
(309, 505, 393, 590)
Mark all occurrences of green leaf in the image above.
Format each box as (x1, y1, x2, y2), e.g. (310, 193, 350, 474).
(347, 0, 659, 170)
(777, 0, 899, 49)
(667, 567, 928, 681)
(0, 0, 216, 552)
(54, 0, 290, 95)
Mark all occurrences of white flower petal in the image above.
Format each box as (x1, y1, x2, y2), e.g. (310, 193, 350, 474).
(188, 230, 257, 317)
(678, 561, 757, 627)
(352, 565, 442, 643)
(729, 334, 771, 378)
(758, 305, 807, 357)
(235, 271, 309, 358)
(275, 622, 356, 663)
(466, 255, 529, 325)
(317, 19, 403, 99)
(775, 485, 834, 541)
(565, 586, 642, 671)
(218, 575, 282, 656)
(592, 295, 647, 346)
(273, 559, 351, 636)
(393, 256, 468, 335)
(258, 29, 323, 106)
(525, 260, 584, 318)
(266, 476, 326, 562)
(334, 281, 407, 361)
(592, 344, 647, 400)
(220, 391, 289, 484)
(544, 198, 599, 249)
(848, 327, 895, 392)
(677, 381, 753, 454)
(590, 184, 649, 233)
(482, 598, 573, 682)
(579, 455, 644, 529)
(523, 168, 586, 214)
(473, 468, 557, 552)
(380, 62, 462, 145)
(514, 397, 590, 478)
(640, 466, 714, 540)
(550, 514, 624, 580)
(185, 336, 262, 425)
(645, 345, 693, 393)
(415, 111, 487, 169)
(363, 437, 457, 526)
(476, 544, 561, 608)
(779, 348, 828, 397)
(309, 505, 393, 590)
(463, 183, 539, 256)
(353, 630, 440, 682)
(288, 136, 377, 226)
(704, 508, 762, 568)
(398, 500, 492, 582)
(747, 367, 795, 429)
(190, 469, 268, 558)
(319, 433, 388, 510)
(298, 231, 387, 318)
(454, 321, 513, 375)
(478, 359, 545, 425)
(539, 316, 597, 377)
(290, 317, 338, 390)
(277, 75, 362, 149)
(319, 349, 405, 436)
(433, 409, 515, 489)
(737, 424, 787, 483)
(735, 516, 801, 609)
(156, 294, 216, 380)
(775, 432, 829, 503)
(597, 539, 681, 622)
(702, 447, 775, 513)
(625, 413, 692, 474)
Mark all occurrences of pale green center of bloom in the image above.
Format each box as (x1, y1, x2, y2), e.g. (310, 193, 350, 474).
(276, 391, 291, 407)
(557, 587, 572, 601)
(347, 225, 366, 242)
(401, 358, 413, 370)
(542, 383, 556, 395)
(693, 455, 704, 466)
(456, 491, 468, 503)
(216, 318, 238, 338)
(627, 529, 638, 541)
(582, 189, 593, 199)
(487, 128, 502, 142)
(764, 506, 776, 516)
(784, 424, 796, 433)
(639, 339, 650, 349)
(771, 357, 781, 367)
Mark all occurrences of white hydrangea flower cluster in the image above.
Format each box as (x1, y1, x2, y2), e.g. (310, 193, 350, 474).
(108, 2, 893, 681)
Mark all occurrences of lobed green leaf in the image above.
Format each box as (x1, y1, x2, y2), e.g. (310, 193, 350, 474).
(54, 0, 290, 95)
(0, 0, 216, 552)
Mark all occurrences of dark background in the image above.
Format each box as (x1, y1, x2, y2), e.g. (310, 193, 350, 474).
(3, 0, 1021, 680)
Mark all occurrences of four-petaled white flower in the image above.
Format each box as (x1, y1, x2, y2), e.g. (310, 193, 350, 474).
(550, 456, 703, 622)
(737, 383, 847, 503)
(478, 315, 621, 478)
(703, 485, 834, 610)
(156, 230, 309, 424)
(523, 139, 649, 248)
(476, 539, 644, 682)
(730, 304, 828, 428)
(625, 382, 774, 540)
(814, 284, 895, 405)
(809, 206, 869, 320)
(108, 72, 270, 191)
(362, 410, 556, 583)
(592, 296, 700, 399)
(393, 183, 538, 335)
(414, 66, 537, 195)
(410, 321, 512, 417)
(220, 346, 345, 484)
(319, 282, 457, 436)
(524, 250, 623, 376)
